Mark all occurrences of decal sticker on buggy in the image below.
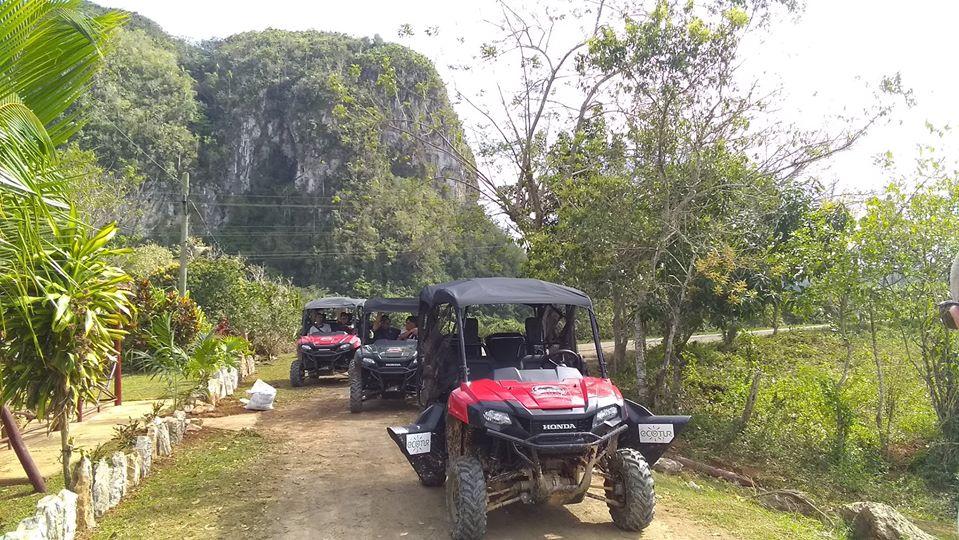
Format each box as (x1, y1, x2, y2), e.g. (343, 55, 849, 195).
(531, 385, 566, 397)
(637, 423, 674, 444)
(406, 432, 431, 455)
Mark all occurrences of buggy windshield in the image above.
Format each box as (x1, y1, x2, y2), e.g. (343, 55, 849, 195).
(417, 279, 607, 403)
(301, 297, 364, 336)
(362, 297, 418, 345)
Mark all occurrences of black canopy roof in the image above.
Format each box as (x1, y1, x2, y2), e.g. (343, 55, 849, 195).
(363, 297, 418, 313)
(303, 297, 364, 310)
(419, 278, 592, 309)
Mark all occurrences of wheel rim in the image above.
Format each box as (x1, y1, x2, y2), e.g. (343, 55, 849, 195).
(604, 462, 627, 507)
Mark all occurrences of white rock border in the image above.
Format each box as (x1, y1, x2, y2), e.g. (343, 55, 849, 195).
(1, 359, 255, 539)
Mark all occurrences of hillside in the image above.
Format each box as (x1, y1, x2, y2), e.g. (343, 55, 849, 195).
(74, 6, 520, 290)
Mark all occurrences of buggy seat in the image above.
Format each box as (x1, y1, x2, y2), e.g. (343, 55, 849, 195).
(485, 332, 526, 370)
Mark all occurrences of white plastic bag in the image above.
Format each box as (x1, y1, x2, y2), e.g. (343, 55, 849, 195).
(244, 379, 277, 411)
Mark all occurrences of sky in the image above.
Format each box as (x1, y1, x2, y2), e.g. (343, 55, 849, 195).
(93, 0, 959, 197)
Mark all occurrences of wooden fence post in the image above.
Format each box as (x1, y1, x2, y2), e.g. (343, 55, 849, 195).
(0, 405, 45, 493)
(114, 339, 122, 406)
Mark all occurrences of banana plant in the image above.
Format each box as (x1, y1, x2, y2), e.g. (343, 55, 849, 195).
(136, 313, 250, 409)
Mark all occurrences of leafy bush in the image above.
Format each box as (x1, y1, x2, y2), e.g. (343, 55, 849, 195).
(134, 312, 249, 408)
(124, 279, 205, 369)
(112, 243, 176, 279)
(628, 330, 947, 518)
(184, 256, 300, 357)
(0, 219, 133, 484)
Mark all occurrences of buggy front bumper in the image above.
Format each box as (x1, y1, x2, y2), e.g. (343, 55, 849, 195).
(485, 423, 629, 453)
(300, 349, 353, 372)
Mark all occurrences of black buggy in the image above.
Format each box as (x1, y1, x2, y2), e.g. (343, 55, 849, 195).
(291, 296, 364, 387)
(387, 278, 690, 539)
(349, 297, 421, 412)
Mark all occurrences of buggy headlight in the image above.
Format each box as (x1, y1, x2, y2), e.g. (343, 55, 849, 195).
(300, 344, 311, 351)
(482, 410, 512, 426)
(362, 357, 376, 367)
(337, 343, 352, 350)
(593, 406, 620, 427)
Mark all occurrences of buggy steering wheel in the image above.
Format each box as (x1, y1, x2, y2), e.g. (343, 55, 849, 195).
(541, 349, 582, 369)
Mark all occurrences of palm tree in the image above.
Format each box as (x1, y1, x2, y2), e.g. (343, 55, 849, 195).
(0, 0, 127, 486)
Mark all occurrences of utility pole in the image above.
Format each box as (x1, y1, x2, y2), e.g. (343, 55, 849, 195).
(178, 171, 190, 297)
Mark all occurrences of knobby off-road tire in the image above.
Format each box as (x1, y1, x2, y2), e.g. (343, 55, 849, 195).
(348, 357, 363, 413)
(605, 448, 655, 531)
(446, 456, 486, 540)
(289, 358, 305, 388)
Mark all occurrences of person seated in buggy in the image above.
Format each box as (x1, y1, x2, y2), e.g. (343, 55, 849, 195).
(307, 311, 331, 334)
(372, 314, 400, 342)
(331, 311, 354, 333)
(398, 315, 418, 340)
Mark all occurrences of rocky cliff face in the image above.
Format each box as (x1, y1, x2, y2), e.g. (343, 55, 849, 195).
(188, 30, 476, 229)
(75, 10, 521, 289)
(83, 17, 476, 235)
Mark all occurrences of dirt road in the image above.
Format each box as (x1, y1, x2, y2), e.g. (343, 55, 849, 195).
(250, 379, 729, 540)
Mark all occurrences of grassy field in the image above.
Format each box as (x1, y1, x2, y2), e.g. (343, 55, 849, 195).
(654, 473, 844, 539)
(612, 329, 956, 536)
(0, 475, 66, 533)
(120, 373, 196, 403)
(88, 428, 275, 539)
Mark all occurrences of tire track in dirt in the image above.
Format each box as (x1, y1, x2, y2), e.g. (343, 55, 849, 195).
(252, 379, 730, 540)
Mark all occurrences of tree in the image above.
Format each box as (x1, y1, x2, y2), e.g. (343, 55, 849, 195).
(74, 26, 199, 236)
(859, 173, 959, 476)
(391, 0, 621, 238)
(566, 0, 902, 406)
(789, 200, 863, 455)
(0, 0, 128, 486)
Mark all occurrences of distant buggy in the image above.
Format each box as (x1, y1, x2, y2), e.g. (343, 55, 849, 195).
(349, 297, 420, 412)
(290, 297, 363, 387)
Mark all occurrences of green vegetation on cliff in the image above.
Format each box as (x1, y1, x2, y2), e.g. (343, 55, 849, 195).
(72, 14, 521, 293)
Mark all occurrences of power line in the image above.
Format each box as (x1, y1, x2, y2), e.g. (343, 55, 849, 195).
(233, 244, 514, 259)
(103, 116, 182, 185)
(190, 201, 222, 252)
(153, 191, 343, 200)
(190, 201, 342, 209)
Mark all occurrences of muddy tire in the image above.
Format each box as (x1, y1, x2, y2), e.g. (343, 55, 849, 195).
(348, 357, 363, 413)
(604, 448, 655, 531)
(289, 358, 305, 388)
(446, 456, 486, 540)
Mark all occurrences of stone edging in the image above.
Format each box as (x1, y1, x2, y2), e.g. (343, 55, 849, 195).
(0, 359, 256, 540)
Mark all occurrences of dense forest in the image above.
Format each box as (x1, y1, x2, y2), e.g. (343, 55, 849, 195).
(70, 6, 523, 291)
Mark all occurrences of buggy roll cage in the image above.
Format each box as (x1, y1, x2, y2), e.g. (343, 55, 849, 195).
(300, 296, 365, 335)
(360, 297, 419, 345)
(417, 278, 609, 382)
